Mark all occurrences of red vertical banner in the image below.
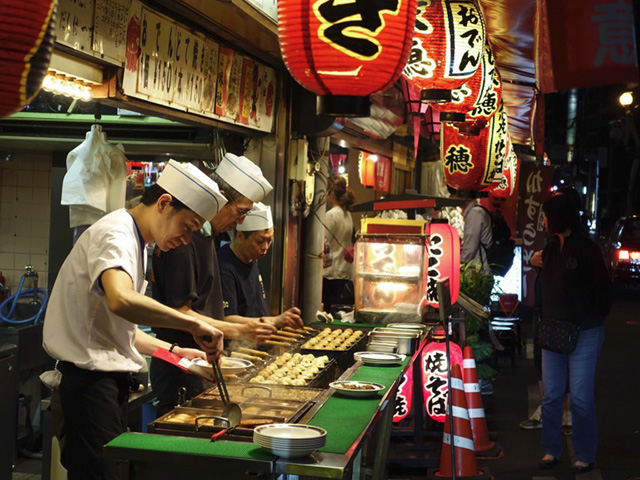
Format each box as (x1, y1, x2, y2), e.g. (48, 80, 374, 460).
(375, 156, 391, 192)
(517, 163, 554, 307)
(540, 0, 638, 91)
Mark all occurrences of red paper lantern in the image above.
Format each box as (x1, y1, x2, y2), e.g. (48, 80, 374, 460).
(440, 102, 509, 191)
(393, 362, 414, 423)
(359, 152, 376, 187)
(421, 337, 463, 422)
(401, 77, 430, 116)
(0, 0, 56, 118)
(431, 43, 502, 123)
(402, 0, 485, 103)
(491, 146, 518, 198)
(424, 219, 460, 308)
(278, 0, 419, 116)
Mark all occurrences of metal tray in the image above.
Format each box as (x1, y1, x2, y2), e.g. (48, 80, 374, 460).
(149, 398, 312, 440)
(300, 331, 368, 371)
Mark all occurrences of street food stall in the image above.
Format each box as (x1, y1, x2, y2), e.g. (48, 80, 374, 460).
(104, 216, 458, 479)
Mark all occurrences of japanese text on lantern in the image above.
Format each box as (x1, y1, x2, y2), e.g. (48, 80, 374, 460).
(314, 0, 401, 60)
(426, 233, 444, 304)
(444, 145, 473, 174)
(424, 349, 448, 420)
(445, 1, 483, 76)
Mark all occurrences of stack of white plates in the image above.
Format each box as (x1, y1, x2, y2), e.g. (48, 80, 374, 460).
(253, 424, 327, 458)
(354, 352, 404, 366)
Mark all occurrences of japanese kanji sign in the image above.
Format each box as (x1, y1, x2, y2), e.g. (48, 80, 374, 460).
(421, 340, 463, 422)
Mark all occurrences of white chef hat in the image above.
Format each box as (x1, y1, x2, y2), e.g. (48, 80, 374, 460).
(215, 153, 273, 203)
(237, 202, 273, 232)
(157, 160, 228, 220)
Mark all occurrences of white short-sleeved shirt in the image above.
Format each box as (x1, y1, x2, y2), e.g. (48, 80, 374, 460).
(43, 209, 148, 372)
(323, 206, 354, 281)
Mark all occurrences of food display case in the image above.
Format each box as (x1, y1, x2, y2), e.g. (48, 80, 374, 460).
(353, 218, 461, 324)
(354, 219, 429, 323)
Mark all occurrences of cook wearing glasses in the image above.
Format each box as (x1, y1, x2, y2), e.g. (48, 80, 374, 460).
(150, 154, 275, 415)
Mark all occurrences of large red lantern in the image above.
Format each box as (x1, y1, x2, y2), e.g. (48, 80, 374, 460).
(431, 44, 502, 123)
(424, 220, 460, 308)
(278, 0, 419, 116)
(402, 0, 485, 103)
(421, 336, 463, 422)
(359, 151, 377, 187)
(440, 102, 509, 191)
(0, 0, 56, 118)
(490, 146, 518, 198)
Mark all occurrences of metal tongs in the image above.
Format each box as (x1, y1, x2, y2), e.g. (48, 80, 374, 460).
(210, 359, 242, 441)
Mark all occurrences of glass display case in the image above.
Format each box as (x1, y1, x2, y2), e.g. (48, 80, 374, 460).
(353, 234, 428, 323)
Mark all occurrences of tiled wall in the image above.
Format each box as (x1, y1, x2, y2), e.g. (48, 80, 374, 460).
(0, 152, 52, 292)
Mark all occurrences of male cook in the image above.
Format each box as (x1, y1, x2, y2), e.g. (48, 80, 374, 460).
(218, 202, 302, 325)
(43, 160, 225, 480)
(151, 154, 281, 415)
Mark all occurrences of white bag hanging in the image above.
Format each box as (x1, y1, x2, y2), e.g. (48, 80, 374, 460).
(61, 124, 127, 225)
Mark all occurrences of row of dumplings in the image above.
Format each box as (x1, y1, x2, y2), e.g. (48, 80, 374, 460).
(301, 328, 364, 351)
(249, 353, 330, 386)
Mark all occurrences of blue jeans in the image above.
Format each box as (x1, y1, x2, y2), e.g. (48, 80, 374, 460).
(541, 325, 605, 463)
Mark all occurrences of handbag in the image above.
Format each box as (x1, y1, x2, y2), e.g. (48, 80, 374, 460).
(537, 318, 581, 354)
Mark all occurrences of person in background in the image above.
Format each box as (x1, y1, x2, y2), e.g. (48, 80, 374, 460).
(460, 196, 493, 277)
(218, 202, 303, 327)
(521, 186, 583, 431)
(150, 154, 277, 416)
(43, 160, 225, 480)
(538, 194, 612, 474)
(322, 176, 356, 314)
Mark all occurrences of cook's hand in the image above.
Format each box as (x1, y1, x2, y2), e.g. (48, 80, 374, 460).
(243, 319, 276, 344)
(276, 307, 303, 329)
(173, 346, 206, 361)
(192, 322, 224, 364)
(530, 250, 543, 268)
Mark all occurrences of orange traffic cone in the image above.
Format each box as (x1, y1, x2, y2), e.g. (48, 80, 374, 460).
(428, 363, 492, 480)
(462, 346, 502, 458)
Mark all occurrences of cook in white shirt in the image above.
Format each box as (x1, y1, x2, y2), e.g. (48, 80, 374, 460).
(43, 160, 225, 480)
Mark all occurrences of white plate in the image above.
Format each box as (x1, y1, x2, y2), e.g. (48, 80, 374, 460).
(330, 381, 385, 398)
(254, 424, 327, 440)
(354, 352, 404, 365)
(257, 445, 320, 458)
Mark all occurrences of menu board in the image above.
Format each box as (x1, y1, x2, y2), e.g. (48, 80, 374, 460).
(202, 39, 219, 113)
(173, 26, 207, 111)
(119, 0, 276, 132)
(56, 0, 95, 53)
(93, 0, 131, 63)
(225, 53, 244, 122)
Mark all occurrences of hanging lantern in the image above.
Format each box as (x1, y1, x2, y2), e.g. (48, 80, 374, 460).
(424, 219, 460, 309)
(0, 0, 56, 118)
(490, 146, 518, 198)
(278, 0, 419, 117)
(402, 0, 485, 104)
(421, 335, 463, 422)
(401, 77, 430, 116)
(359, 151, 376, 187)
(440, 102, 509, 192)
(393, 362, 414, 423)
(431, 43, 502, 123)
